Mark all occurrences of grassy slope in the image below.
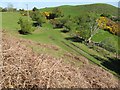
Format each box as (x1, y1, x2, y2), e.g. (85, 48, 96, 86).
(2, 12, 21, 30)
(40, 3, 118, 17)
(92, 29, 119, 50)
(1, 3, 120, 78)
(20, 24, 120, 78)
(40, 3, 119, 52)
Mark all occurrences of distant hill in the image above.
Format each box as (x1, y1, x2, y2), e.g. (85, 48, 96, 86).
(40, 3, 118, 17)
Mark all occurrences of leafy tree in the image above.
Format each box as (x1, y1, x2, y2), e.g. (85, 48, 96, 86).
(18, 18, 34, 34)
(37, 13, 46, 26)
(32, 7, 38, 11)
(30, 11, 39, 21)
(19, 9, 24, 12)
(19, 9, 28, 16)
(73, 14, 99, 42)
(75, 25, 90, 41)
(64, 21, 76, 32)
(50, 17, 69, 28)
(52, 7, 63, 18)
(50, 19, 64, 28)
(30, 11, 46, 26)
(2, 8, 7, 12)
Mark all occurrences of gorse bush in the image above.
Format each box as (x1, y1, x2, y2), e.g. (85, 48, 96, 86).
(43, 7, 63, 19)
(97, 16, 120, 36)
(18, 18, 34, 34)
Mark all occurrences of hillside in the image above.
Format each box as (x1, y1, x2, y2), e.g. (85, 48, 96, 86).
(40, 3, 118, 17)
(0, 30, 119, 88)
(1, 3, 120, 88)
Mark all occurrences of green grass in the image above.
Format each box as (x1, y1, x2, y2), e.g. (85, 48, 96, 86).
(92, 29, 118, 42)
(2, 12, 21, 30)
(40, 3, 118, 17)
(92, 29, 120, 52)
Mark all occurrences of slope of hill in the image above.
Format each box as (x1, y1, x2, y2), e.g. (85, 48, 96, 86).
(40, 3, 118, 17)
(0, 30, 119, 88)
(1, 3, 120, 79)
(1, 3, 120, 88)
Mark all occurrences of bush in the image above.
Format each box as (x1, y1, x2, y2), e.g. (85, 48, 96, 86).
(2, 8, 7, 12)
(97, 16, 119, 36)
(52, 7, 63, 18)
(37, 13, 46, 26)
(50, 18, 66, 28)
(18, 18, 34, 34)
(32, 7, 38, 11)
(30, 11, 46, 26)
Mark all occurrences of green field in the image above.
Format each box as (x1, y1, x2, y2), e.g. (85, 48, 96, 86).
(1, 3, 120, 78)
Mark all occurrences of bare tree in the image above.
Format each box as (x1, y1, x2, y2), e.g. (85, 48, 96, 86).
(87, 13, 99, 43)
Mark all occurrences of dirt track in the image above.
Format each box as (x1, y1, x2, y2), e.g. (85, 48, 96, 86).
(0, 31, 119, 88)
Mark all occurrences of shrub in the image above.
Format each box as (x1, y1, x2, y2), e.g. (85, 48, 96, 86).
(37, 13, 46, 26)
(2, 8, 7, 12)
(18, 18, 34, 34)
(52, 7, 63, 18)
(50, 19, 63, 28)
(97, 16, 119, 36)
(32, 7, 38, 11)
(30, 11, 46, 26)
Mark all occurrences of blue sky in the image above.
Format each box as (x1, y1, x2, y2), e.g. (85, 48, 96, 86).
(0, 0, 119, 10)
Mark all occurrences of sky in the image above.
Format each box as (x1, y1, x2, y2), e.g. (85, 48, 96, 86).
(0, 0, 119, 10)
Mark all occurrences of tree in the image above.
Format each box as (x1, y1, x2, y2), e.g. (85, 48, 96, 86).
(18, 18, 34, 34)
(37, 13, 46, 26)
(87, 13, 99, 43)
(52, 7, 63, 18)
(72, 13, 99, 43)
(30, 11, 39, 21)
(75, 26, 91, 41)
(32, 7, 38, 11)
(19, 9, 24, 12)
(30, 11, 46, 26)
(50, 17, 69, 28)
(2, 8, 7, 12)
